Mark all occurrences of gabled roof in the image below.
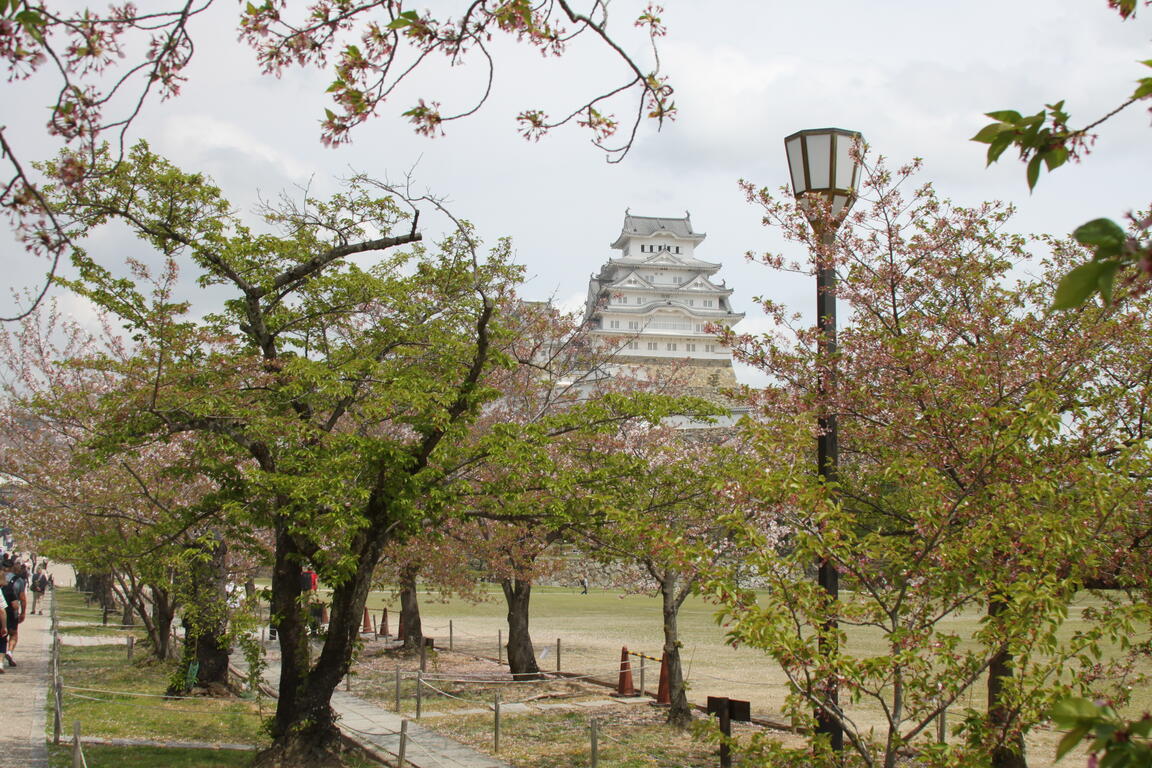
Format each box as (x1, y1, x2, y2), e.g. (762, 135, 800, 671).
(609, 270, 655, 290)
(611, 213, 706, 248)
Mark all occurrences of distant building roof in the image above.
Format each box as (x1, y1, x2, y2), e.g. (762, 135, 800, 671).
(611, 213, 706, 249)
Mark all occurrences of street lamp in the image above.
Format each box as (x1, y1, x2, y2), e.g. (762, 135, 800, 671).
(784, 127, 863, 754)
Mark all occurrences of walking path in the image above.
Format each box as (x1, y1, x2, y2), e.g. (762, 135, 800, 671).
(0, 597, 53, 768)
(12, 582, 619, 768)
(247, 653, 519, 768)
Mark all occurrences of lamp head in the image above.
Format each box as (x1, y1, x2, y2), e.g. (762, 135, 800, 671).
(784, 128, 864, 229)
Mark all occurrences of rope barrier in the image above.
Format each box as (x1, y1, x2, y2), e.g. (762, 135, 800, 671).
(65, 691, 263, 716)
(339, 722, 402, 739)
(414, 664, 623, 685)
(417, 679, 483, 704)
(62, 685, 228, 701)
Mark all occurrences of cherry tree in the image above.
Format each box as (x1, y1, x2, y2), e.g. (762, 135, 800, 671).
(714, 155, 1152, 768)
(574, 421, 761, 727)
(0, 0, 673, 318)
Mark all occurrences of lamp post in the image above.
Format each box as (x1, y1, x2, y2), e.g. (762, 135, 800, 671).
(783, 127, 863, 754)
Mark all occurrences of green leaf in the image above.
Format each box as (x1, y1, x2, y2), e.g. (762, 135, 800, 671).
(1044, 146, 1069, 171)
(1056, 726, 1091, 761)
(386, 10, 418, 29)
(972, 123, 1008, 143)
(1133, 78, 1152, 100)
(986, 110, 1023, 122)
(1053, 262, 1107, 309)
(1073, 218, 1126, 249)
(1026, 154, 1043, 190)
(987, 133, 1015, 165)
(1097, 260, 1122, 304)
(1052, 698, 1103, 725)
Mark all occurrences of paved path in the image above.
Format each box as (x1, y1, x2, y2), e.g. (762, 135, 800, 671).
(0, 595, 53, 768)
(246, 654, 517, 768)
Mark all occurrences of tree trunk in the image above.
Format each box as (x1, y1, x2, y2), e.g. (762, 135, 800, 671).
(169, 539, 231, 692)
(398, 563, 424, 651)
(501, 577, 541, 680)
(148, 585, 178, 661)
(256, 523, 390, 766)
(659, 571, 692, 728)
(988, 596, 1027, 768)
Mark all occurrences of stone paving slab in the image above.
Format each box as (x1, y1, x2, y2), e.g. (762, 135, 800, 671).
(0, 595, 53, 768)
(243, 659, 517, 768)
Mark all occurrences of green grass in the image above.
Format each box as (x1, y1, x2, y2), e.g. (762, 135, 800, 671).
(430, 706, 768, 768)
(48, 744, 257, 768)
(55, 642, 269, 745)
(47, 743, 385, 768)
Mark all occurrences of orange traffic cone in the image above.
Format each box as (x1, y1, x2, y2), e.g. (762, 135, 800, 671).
(380, 608, 390, 637)
(655, 653, 670, 705)
(362, 606, 372, 633)
(617, 646, 636, 696)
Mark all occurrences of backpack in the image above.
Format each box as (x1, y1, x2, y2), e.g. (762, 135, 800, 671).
(31, 573, 47, 593)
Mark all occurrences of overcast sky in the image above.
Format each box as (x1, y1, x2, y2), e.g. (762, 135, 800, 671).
(4, 1, 1149, 384)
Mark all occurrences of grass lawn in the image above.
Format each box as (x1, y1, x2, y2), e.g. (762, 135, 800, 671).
(431, 705, 783, 768)
(46, 743, 384, 768)
(48, 744, 257, 768)
(342, 585, 1147, 767)
(56, 643, 268, 744)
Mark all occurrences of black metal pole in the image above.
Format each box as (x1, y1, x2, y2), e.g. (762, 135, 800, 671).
(815, 225, 843, 753)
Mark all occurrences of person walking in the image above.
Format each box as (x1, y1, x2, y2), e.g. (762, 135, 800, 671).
(29, 568, 48, 616)
(1, 557, 27, 667)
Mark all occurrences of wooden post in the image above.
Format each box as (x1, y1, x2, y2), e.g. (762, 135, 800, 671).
(127, 635, 134, 662)
(497, 629, 502, 664)
(395, 666, 402, 712)
(937, 700, 947, 743)
(72, 720, 82, 768)
(639, 655, 646, 697)
(590, 718, 599, 768)
(53, 679, 62, 744)
(102, 607, 109, 625)
(494, 693, 501, 753)
(449, 619, 454, 651)
(416, 671, 423, 719)
(718, 698, 732, 768)
(419, 640, 427, 672)
(398, 719, 408, 767)
(556, 638, 561, 673)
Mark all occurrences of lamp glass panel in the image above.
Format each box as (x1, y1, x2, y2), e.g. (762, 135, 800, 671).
(831, 194, 848, 218)
(805, 134, 832, 189)
(834, 135, 857, 191)
(785, 136, 807, 194)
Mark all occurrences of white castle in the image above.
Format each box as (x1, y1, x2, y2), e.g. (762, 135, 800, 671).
(583, 212, 744, 393)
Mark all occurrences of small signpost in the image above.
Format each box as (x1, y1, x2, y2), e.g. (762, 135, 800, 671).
(707, 696, 751, 768)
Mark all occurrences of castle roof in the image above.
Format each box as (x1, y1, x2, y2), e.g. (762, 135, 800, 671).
(610, 213, 707, 249)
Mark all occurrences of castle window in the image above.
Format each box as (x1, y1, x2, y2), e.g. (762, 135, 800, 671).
(628, 321, 639, 330)
(609, 320, 620, 329)
(704, 299, 714, 307)
(635, 297, 642, 304)
(628, 341, 639, 350)
(685, 343, 696, 352)
(666, 342, 677, 351)
(706, 344, 715, 353)
(647, 342, 658, 351)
